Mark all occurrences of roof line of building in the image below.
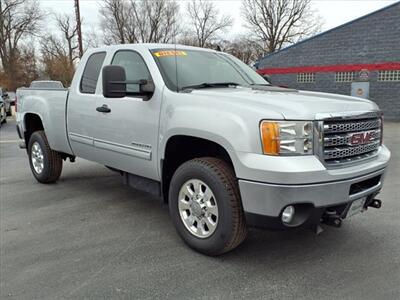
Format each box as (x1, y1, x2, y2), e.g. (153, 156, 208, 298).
(257, 62, 400, 75)
(258, 1, 400, 62)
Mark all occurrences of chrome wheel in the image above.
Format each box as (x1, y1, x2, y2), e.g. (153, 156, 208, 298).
(178, 179, 219, 238)
(31, 142, 44, 174)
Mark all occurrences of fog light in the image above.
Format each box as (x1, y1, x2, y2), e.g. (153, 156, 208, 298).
(282, 206, 295, 224)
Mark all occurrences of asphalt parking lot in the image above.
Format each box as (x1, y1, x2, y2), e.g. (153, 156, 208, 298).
(1, 117, 399, 299)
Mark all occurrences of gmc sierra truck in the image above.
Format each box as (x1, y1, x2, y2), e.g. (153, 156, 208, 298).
(16, 44, 391, 255)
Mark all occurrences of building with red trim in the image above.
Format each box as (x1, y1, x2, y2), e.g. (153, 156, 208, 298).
(256, 2, 400, 120)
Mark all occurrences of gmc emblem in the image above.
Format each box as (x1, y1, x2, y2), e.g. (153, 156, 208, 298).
(349, 131, 374, 146)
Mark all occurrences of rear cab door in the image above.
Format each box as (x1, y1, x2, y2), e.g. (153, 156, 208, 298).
(67, 51, 107, 160)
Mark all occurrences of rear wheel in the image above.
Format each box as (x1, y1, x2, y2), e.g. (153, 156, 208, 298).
(28, 131, 63, 183)
(169, 157, 247, 256)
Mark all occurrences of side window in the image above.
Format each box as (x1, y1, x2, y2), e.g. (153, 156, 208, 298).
(80, 52, 106, 94)
(111, 51, 152, 93)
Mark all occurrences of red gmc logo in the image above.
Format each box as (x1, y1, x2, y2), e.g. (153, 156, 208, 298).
(349, 132, 374, 146)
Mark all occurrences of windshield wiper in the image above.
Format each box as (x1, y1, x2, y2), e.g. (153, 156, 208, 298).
(180, 82, 240, 91)
(250, 83, 271, 86)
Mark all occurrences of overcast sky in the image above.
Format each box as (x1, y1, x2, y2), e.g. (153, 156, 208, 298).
(39, 0, 398, 40)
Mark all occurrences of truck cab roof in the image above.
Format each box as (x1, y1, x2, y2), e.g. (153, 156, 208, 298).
(85, 43, 218, 55)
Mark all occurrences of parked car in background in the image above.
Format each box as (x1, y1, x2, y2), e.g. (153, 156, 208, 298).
(0, 97, 6, 126)
(5, 91, 15, 116)
(30, 81, 64, 89)
(0, 87, 12, 116)
(7, 91, 16, 104)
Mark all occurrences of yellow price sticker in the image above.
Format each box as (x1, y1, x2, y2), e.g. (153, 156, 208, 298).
(153, 50, 187, 57)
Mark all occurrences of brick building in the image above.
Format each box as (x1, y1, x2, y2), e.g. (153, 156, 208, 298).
(256, 2, 400, 120)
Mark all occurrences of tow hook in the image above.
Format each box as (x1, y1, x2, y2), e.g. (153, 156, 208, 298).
(321, 210, 342, 228)
(368, 199, 382, 209)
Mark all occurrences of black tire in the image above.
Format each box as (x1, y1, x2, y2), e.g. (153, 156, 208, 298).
(6, 109, 12, 117)
(169, 157, 247, 256)
(28, 131, 63, 183)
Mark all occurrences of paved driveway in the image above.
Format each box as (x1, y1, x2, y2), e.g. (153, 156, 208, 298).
(1, 118, 399, 299)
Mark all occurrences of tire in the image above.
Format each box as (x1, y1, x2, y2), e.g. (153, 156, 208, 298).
(28, 131, 63, 183)
(6, 109, 12, 117)
(169, 157, 247, 256)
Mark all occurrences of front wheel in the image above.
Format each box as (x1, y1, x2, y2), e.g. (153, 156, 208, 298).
(169, 157, 247, 256)
(28, 131, 63, 183)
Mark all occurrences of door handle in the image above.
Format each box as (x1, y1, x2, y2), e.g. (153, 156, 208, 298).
(96, 104, 111, 113)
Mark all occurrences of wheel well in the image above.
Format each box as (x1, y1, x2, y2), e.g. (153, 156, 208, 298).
(24, 113, 44, 145)
(161, 135, 234, 202)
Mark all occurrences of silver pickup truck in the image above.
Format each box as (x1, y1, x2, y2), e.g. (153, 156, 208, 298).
(16, 44, 391, 255)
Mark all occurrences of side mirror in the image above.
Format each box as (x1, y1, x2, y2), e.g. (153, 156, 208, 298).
(102, 65, 155, 99)
(102, 65, 127, 98)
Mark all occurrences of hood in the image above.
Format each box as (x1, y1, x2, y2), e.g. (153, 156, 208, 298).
(187, 86, 379, 120)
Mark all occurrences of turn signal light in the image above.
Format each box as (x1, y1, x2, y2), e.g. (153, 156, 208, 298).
(260, 121, 280, 155)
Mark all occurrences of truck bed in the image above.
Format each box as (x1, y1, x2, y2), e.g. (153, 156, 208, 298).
(16, 87, 73, 155)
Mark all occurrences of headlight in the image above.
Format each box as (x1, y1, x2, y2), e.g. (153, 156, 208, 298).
(260, 120, 313, 156)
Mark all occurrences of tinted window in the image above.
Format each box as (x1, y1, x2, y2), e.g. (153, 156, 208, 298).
(80, 52, 106, 94)
(151, 49, 267, 91)
(111, 51, 151, 93)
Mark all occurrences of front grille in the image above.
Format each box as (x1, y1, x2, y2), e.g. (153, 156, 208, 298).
(322, 117, 381, 165)
(324, 119, 381, 134)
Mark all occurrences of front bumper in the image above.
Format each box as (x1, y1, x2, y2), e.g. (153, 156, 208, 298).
(239, 167, 387, 229)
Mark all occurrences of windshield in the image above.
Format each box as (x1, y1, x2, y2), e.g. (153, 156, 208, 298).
(151, 49, 268, 91)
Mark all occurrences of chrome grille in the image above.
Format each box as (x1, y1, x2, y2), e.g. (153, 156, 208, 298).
(324, 119, 381, 133)
(324, 129, 381, 147)
(322, 117, 381, 165)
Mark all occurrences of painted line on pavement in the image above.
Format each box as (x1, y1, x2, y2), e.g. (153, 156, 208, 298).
(0, 140, 23, 143)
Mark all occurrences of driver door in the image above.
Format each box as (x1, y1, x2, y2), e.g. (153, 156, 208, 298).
(93, 50, 161, 180)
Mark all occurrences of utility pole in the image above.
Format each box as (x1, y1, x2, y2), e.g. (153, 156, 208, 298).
(74, 0, 83, 58)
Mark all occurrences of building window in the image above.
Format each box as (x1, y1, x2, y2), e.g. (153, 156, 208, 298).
(335, 71, 355, 82)
(297, 73, 315, 83)
(378, 70, 400, 82)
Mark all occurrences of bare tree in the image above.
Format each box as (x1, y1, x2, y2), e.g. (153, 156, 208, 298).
(222, 36, 266, 65)
(100, 0, 180, 45)
(0, 0, 43, 89)
(100, 0, 131, 44)
(0, 45, 39, 89)
(84, 29, 102, 50)
(40, 14, 79, 87)
(55, 13, 79, 67)
(242, 0, 322, 53)
(186, 0, 233, 48)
